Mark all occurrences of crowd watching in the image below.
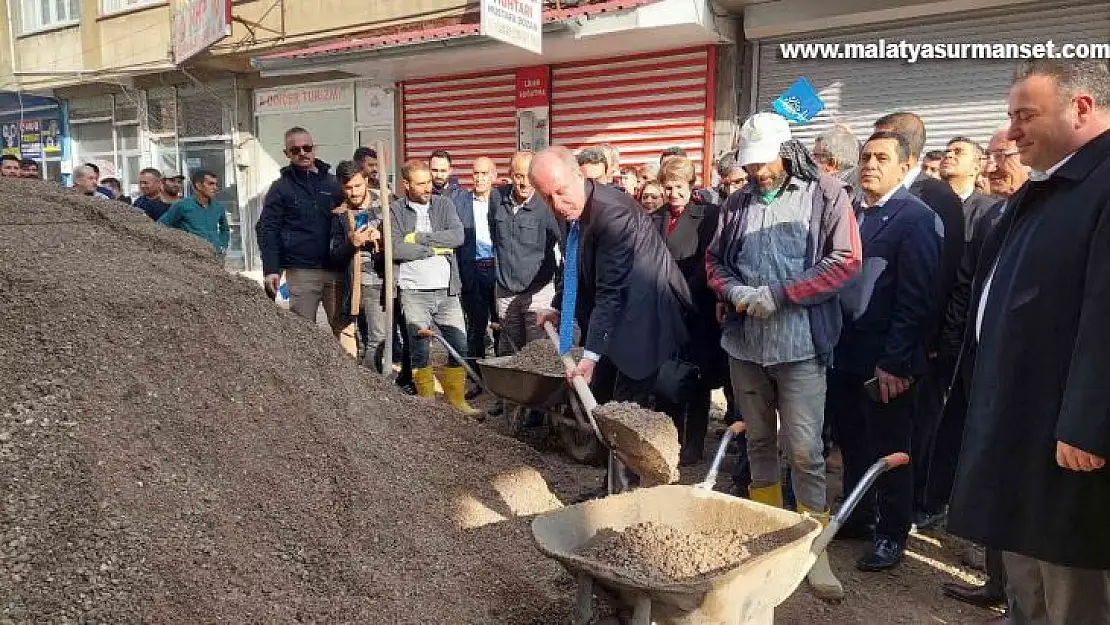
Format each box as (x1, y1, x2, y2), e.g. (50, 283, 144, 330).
(1, 56, 1106, 623)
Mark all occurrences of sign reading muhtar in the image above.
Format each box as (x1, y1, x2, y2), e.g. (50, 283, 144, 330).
(480, 0, 542, 54)
(172, 0, 232, 65)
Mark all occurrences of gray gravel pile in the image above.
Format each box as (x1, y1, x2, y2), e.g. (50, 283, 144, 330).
(577, 522, 757, 584)
(0, 178, 584, 624)
(502, 340, 584, 377)
(593, 402, 680, 486)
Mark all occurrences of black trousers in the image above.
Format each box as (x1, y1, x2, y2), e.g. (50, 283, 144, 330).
(912, 355, 954, 513)
(592, 357, 657, 492)
(461, 264, 498, 360)
(656, 377, 712, 457)
(923, 371, 967, 513)
(828, 368, 917, 543)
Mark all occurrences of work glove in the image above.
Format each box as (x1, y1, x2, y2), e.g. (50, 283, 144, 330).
(432, 247, 453, 256)
(742, 286, 778, 319)
(403, 233, 417, 244)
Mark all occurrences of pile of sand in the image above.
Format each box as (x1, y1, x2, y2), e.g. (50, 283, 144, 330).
(576, 522, 756, 583)
(0, 178, 585, 624)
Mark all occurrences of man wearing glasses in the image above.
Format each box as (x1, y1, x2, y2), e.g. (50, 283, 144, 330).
(256, 126, 351, 353)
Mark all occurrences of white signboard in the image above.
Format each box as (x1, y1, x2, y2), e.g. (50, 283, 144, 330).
(356, 84, 395, 127)
(172, 0, 232, 65)
(480, 0, 542, 54)
(254, 83, 355, 115)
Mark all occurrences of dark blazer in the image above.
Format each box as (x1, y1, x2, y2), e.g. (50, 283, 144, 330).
(651, 198, 723, 381)
(834, 186, 941, 378)
(961, 190, 999, 243)
(909, 172, 964, 354)
(554, 181, 693, 381)
(947, 131, 1110, 569)
(939, 199, 1006, 365)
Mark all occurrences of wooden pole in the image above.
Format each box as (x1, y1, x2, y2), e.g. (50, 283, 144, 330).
(376, 140, 394, 376)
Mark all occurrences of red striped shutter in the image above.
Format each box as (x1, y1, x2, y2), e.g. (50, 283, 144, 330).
(401, 71, 518, 188)
(551, 47, 714, 181)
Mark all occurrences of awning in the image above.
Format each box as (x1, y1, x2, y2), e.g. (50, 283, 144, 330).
(252, 0, 733, 80)
(0, 91, 60, 114)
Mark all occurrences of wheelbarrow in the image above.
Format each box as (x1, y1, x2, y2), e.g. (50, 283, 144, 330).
(532, 449, 910, 625)
(477, 352, 606, 465)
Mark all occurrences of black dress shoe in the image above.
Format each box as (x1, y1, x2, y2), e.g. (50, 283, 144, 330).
(856, 536, 905, 571)
(942, 581, 1006, 609)
(913, 508, 948, 531)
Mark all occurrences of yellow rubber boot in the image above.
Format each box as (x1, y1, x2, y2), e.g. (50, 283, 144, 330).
(412, 367, 437, 399)
(442, 367, 480, 416)
(798, 505, 845, 601)
(748, 483, 785, 508)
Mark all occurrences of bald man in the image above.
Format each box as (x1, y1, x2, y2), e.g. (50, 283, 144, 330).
(533, 146, 693, 493)
(491, 151, 562, 357)
(458, 156, 501, 362)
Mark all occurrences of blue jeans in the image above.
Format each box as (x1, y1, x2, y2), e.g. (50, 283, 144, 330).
(400, 288, 467, 369)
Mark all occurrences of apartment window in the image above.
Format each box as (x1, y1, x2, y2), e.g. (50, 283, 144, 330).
(20, 0, 81, 34)
(100, 0, 163, 16)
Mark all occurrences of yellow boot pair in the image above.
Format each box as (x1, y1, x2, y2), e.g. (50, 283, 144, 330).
(412, 367, 480, 416)
(748, 483, 845, 601)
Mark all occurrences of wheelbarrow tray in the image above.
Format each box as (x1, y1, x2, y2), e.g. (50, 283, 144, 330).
(477, 355, 569, 409)
(531, 485, 822, 625)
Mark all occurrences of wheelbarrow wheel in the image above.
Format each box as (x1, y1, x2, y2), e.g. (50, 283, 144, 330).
(558, 420, 606, 466)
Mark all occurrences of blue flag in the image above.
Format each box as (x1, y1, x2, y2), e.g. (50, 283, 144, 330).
(772, 77, 825, 124)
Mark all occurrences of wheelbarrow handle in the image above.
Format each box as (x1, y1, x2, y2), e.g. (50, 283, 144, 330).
(695, 421, 747, 490)
(811, 452, 910, 555)
(416, 328, 492, 396)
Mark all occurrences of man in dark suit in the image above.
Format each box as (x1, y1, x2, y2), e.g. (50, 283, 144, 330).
(947, 59, 1110, 624)
(827, 131, 941, 571)
(531, 146, 692, 402)
(940, 136, 999, 241)
(873, 113, 965, 525)
(455, 157, 500, 363)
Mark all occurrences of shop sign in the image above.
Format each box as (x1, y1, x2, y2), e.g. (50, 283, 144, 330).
(173, 0, 232, 65)
(255, 83, 355, 115)
(515, 66, 550, 108)
(480, 0, 542, 54)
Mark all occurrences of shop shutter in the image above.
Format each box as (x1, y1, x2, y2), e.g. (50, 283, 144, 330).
(754, 2, 1110, 152)
(551, 47, 712, 179)
(402, 71, 518, 187)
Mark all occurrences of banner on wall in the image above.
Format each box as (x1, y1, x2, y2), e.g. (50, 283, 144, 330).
(0, 117, 63, 158)
(516, 67, 550, 152)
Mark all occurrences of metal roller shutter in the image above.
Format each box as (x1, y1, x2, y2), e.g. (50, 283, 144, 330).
(754, 2, 1110, 152)
(552, 47, 714, 180)
(402, 71, 518, 187)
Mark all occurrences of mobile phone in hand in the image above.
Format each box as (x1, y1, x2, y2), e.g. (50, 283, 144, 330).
(355, 212, 369, 229)
(864, 377, 882, 403)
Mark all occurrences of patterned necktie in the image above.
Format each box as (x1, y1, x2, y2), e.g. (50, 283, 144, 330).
(559, 220, 580, 354)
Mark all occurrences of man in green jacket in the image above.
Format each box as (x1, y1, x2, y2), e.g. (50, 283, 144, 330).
(158, 169, 230, 257)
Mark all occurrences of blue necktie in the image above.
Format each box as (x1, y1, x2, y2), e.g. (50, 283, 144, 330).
(559, 221, 580, 354)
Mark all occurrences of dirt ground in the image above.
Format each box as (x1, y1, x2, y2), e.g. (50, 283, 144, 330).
(1, 177, 1001, 624)
(474, 393, 1002, 625)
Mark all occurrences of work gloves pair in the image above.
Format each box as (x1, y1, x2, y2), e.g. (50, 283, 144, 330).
(729, 285, 779, 319)
(403, 232, 452, 256)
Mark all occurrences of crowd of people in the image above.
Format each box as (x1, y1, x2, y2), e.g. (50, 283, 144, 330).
(252, 58, 1109, 624)
(6, 56, 1101, 623)
(0, 153, 232, 259)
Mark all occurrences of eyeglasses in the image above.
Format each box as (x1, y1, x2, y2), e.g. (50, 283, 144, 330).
(287, 145, 315, 156)
(987, 149, 1020, 161)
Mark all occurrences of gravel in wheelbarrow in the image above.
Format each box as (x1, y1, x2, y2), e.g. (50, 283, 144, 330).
(593, 402, 680, 486)
(500, 340, 584, 377)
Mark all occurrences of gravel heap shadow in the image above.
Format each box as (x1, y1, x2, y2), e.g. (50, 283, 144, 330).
(0, 178, 585, 624)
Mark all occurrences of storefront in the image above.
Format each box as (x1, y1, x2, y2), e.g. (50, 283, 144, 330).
(399, 45, 717, 184)
(747, 0, 1110, 150)
(65, 79, 253, 271)
(0, 92, 66, 181)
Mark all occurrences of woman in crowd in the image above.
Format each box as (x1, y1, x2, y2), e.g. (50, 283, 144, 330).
(652, 156, 724, 465)
(637, 180, 666, 213)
